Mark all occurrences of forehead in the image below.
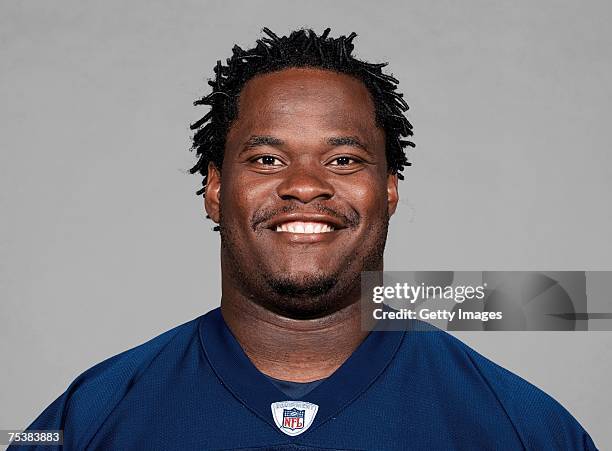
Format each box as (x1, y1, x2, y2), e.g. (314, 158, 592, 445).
(228, 67, 380, 141)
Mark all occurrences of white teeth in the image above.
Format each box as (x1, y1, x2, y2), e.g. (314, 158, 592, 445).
(273, 221, 336, 234)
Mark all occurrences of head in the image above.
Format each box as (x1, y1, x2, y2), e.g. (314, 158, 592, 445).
(190, 28, 414, 319)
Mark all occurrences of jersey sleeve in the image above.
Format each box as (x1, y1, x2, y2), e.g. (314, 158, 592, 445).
(7, 324, 186, 451)
(461, 343, 598, 450)
(6, 389, 70, 451)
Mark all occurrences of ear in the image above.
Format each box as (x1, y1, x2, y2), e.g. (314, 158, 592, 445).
(387, 173, 399, 217)
(204, 162, 221, 224)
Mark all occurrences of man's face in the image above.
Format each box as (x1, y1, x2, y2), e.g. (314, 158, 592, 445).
(206, 67, 399, 318)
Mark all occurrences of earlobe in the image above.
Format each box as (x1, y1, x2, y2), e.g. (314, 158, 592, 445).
(387, 173, 399, 217)
(204, 163, 221, 224)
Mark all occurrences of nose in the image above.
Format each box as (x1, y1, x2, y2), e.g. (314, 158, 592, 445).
(275, 162, 335, 203)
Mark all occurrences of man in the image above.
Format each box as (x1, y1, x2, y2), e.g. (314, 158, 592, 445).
(11, 28, 596, 450)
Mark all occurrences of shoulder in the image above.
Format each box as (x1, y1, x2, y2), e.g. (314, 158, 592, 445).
(16, 315, 203, 450)
(63, 314, 201, 411)
(400, 324, 598, 450)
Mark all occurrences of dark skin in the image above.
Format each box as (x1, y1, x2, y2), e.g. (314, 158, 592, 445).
(205, 68, 399, 382)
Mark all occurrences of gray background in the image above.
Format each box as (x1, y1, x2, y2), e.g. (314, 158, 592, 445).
(1, 0, 611, 448)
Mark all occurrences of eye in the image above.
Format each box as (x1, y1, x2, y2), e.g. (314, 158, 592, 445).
(329, 156, 360, 166)
(252, 155, 284, 167)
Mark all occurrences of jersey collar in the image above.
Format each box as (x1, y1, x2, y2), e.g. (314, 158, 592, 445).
(198, 307, 405, 438)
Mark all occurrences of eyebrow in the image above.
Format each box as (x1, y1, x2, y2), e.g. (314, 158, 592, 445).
(325, 136, 369, 152)
(243, 135, 285, 150)
(237, 135, 284, 157)
(239, 134, 371, 155)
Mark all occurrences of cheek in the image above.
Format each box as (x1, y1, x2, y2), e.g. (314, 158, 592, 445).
(337, 176, 388, 218)
(220, 171, 274, 228)
(219, 172, 249, 225)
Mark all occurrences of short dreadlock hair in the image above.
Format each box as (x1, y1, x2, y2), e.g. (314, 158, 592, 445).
(189, 27, 415, 196)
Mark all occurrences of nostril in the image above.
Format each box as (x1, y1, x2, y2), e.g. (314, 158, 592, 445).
(279, 193, 333, 202)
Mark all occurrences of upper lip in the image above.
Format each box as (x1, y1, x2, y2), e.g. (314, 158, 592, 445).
(264, 212, 347, 230)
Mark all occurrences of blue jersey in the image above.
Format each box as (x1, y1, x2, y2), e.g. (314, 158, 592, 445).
(9, 308, 597, 450)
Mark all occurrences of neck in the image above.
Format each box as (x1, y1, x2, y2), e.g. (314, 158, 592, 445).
(220, 288, 368, 383)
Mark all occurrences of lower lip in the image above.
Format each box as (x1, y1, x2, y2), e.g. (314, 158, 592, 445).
(266, 228, 342, 243)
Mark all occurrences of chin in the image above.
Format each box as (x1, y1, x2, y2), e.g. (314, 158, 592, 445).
(265, 270, 337, 297)
(260, 272, 338, 318)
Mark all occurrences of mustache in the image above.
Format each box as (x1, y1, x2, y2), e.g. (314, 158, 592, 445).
(251, 203, 360, 231)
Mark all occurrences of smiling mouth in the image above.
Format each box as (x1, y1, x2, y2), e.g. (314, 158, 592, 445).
(274, 221, 335, 234)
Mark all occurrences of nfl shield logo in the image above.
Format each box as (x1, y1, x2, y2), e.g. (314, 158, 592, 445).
(271, 401, 319, 436)
(282, 408, 305, 430)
